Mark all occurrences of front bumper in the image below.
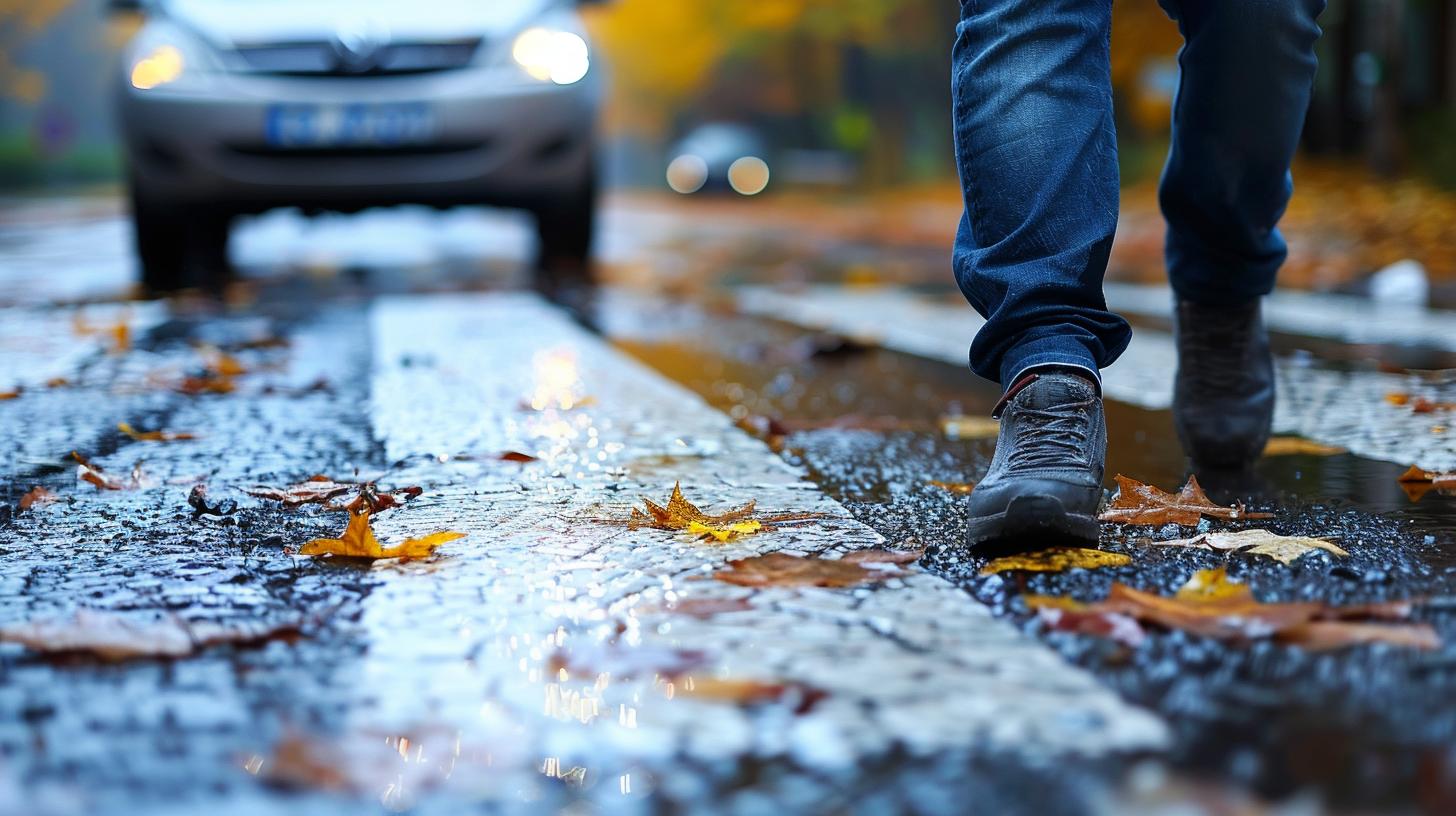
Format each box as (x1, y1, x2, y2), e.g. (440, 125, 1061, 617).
(120, 68, 597, 213)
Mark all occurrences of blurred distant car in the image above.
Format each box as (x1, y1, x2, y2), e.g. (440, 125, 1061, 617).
(664, 124, 771, 197)
(110, 0, 604, 291)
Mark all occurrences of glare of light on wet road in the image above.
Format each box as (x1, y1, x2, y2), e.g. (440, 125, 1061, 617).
(528, 349, 586, 411)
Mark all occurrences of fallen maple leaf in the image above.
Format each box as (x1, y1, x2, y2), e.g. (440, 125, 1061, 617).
(500, 451, 539, 463)
(300, 510, 464, 561)
(713, 552, 900, 589)
(1152, 529, 1348, 565)
(1037, 606, 1147, 647)
(0, 610, 302, 661)
(340, 484, 422, 514)
(928, 480, 976, 494)
(688, 519, 762, 542)
(656, 597, 756, 617)
(245, 476, 354, 507)
(1397, 465, 1456, 502)
(119, 422, 197, 442)
(0, 387, 20, 400)
(18, 486, 59, 511)
(1100, 474, 1271, 526)
(1025, 568, 1437, 650)
(981, 547, 1133, 576)
(1262, 437, 1345, 457)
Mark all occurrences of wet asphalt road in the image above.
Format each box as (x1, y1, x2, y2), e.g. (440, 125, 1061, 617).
(3, 196, 1456, 815)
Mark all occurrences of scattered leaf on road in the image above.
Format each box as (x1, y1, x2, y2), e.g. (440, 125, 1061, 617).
(1100, 474, 1271, 526)
(1262, 437, 1345, 457)
(72, 451, 147, 491)
(981, 548, 1133, 576)
(713, 552, 898, 588)
(119, 422, 197, 442)
(928, 480, 976, 494)
(939, 414, 1001, 440)
(630, 482, 756, 532)
(656, 597, 755, 617)
(340, 484, 422, 514)
(1037, 606, 1147, 647)
(0, 387, 20, 400)
(500, 451, 539, 462)
(841, 540, 926, 565)
(1397, 465, 1456, 502)
(1152, 529, 1348, 565)
(300, 510, 464, 561)
(19, 486, 59, 510)
(0, 610, 302, 661)
(687, 519, 762, 542)
(1024, 568, 1437, 650)
(245, 476, 354, 507)
(678, 676, 828, 712)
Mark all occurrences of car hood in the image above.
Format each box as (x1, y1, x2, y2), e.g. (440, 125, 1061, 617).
(160, 0, 554, 46)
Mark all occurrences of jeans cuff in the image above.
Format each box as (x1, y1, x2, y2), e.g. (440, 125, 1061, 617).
(998, 338, 1102, 394)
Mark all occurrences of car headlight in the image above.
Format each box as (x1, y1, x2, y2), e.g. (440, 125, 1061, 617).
(512, 27, 590, 85)
(130, 44, 186, 90)
(125, 23, 223, 94)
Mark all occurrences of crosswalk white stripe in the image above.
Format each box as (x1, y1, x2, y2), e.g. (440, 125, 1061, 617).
(360, 292, 1168, 785)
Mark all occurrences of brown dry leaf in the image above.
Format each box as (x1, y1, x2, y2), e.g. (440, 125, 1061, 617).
(72, 451, 147, 491)
(18, 486, 59, 511)
(928, 480, 976, 494)
(340, 484, 422, 514)
(0, 387, 20, 400)
(1036, 606, 1147, 647)
(118, 422, 197, 442)
(841, 540, 926, 565)
(299, 510, 464, 561)
(1100, 474, 1270, 526)
(1277, 620, 1441, 651)
(261, 730, 455, 798)
(713, 552, 897, 589)
(1262, 437, 1346, 457)
(0, 609, 302, 661)
(1397, 465, 1456, 502)
(1026, 568, 1437, 650)
(629, 482, 757, 532)
(938, 414, 1001, 440)
(1152, 529, 1348, 565)
(981, 548, 1133, 576)
(245, 476, 354, 507)
(678, 676, 828, 712)
(500, 450, 539, 463)
(1411, 397, 1456, 414)
(656, 597, 755, 617)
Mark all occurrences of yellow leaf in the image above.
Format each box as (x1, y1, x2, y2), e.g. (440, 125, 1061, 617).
(687, 519, 762, 542)
(980, 548, 1133, 576)
(1174, 568, 1249, 602)
(301, 511, 464, 561)
(118, 422, 197, 442)
(1262, 437, 1346, 457)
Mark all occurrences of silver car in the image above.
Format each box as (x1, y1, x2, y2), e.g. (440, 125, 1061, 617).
(111, 0, 603, 291)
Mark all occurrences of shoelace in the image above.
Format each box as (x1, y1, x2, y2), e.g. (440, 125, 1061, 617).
(1004, 405, 1091, 474)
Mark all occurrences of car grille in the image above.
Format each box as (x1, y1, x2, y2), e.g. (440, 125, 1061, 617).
(233, 39, 482, 76)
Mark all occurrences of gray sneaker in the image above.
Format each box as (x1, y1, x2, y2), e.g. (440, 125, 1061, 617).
(965, 371, 1105, 547)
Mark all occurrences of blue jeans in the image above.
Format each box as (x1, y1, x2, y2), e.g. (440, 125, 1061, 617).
(951, 0, 1325, 388)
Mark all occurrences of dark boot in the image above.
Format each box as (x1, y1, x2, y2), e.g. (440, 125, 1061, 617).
(966, 371, 1105, 547)
(1173, 299, 1275, 472)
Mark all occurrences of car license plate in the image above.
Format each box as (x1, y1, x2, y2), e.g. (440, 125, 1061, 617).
(265, 103, 435, 148)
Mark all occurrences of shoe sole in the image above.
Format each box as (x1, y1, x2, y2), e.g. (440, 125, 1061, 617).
(965, 494, 1100, 549)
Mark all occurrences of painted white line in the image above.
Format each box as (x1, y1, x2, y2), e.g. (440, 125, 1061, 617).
(360, 292, 1167, 784)
(738, 285, 1456, 471)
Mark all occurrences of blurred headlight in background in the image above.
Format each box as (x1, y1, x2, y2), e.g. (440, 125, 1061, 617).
(512, 28, 590, 85)
(130, 45, 185, 90)
(728, 156, 771, 196)
(666, 155, 709, 194)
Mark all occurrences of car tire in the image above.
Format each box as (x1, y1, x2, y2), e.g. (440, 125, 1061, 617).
(130, 179, 233, 294)
(532, 158, 599, 278)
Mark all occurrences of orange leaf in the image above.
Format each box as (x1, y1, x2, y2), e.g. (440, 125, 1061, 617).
(1099, 474, 1268, 526)
(300, 510, 463, 561)
(18, 486, 59, 511)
